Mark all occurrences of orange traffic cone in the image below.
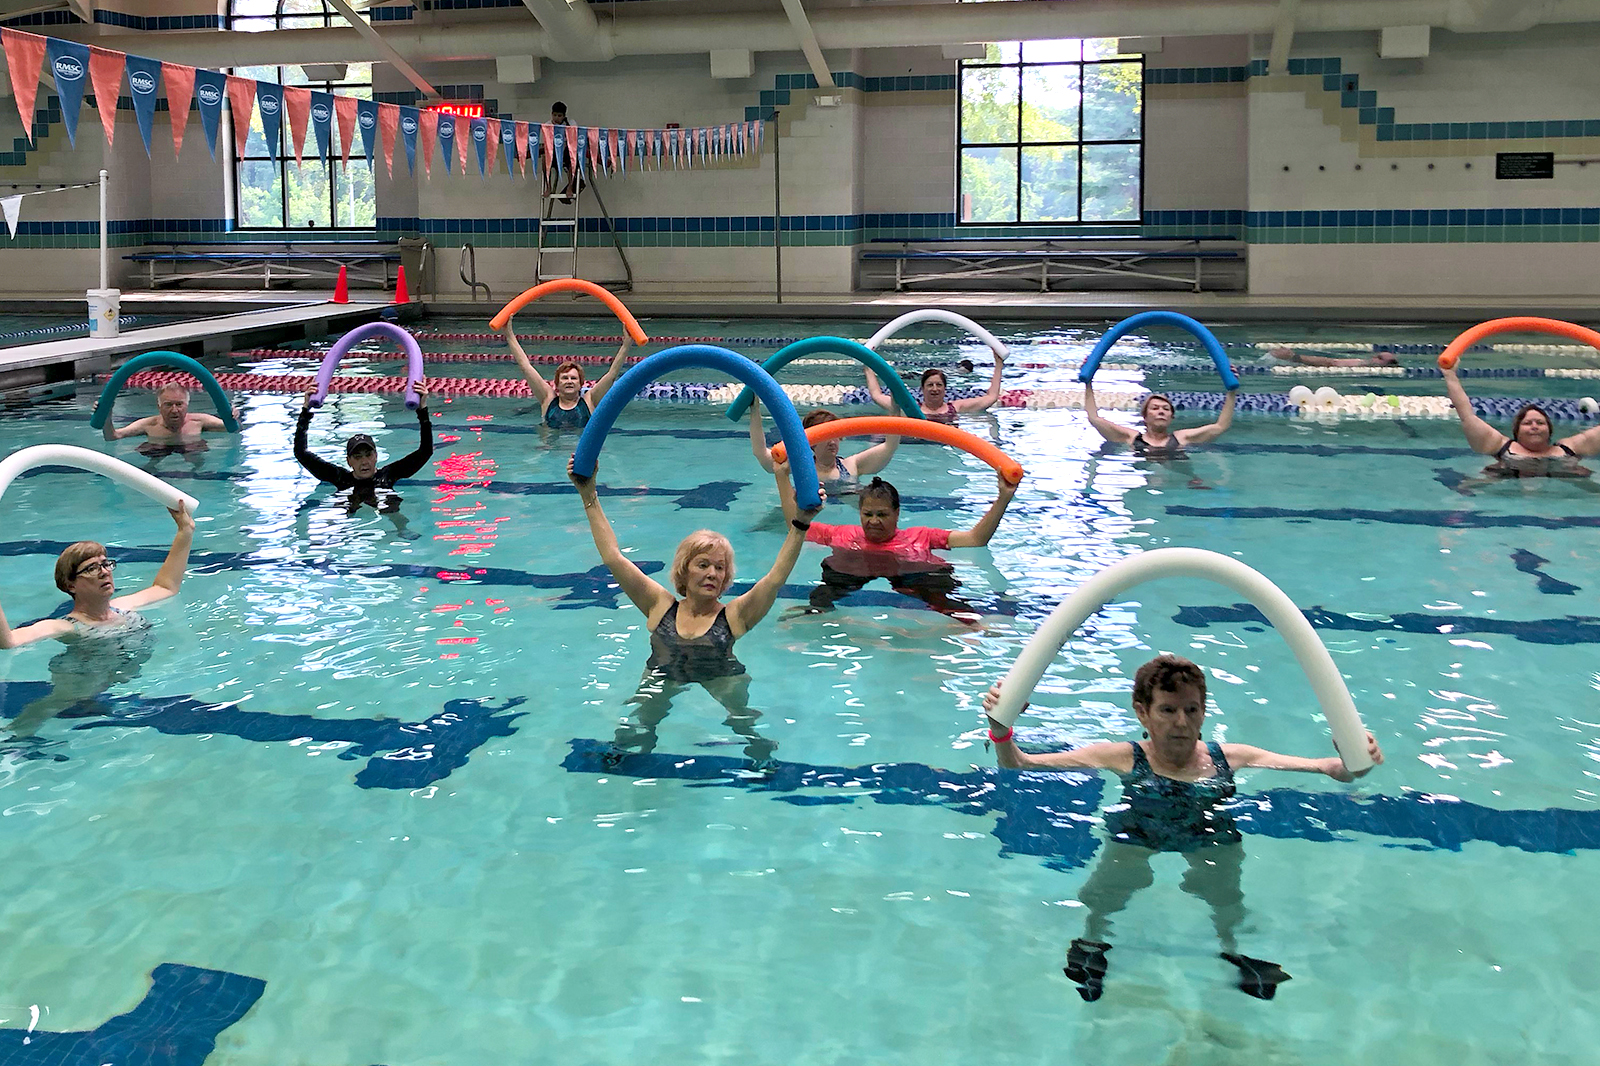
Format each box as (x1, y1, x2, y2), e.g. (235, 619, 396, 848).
(332, 264, 349, 304)
(393, 264, 410, 304)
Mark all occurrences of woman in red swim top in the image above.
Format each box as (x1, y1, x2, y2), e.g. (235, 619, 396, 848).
(776, 467, 1018, 619)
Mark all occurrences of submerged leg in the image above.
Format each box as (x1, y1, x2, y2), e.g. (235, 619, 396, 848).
(1180, 843, 1247, 954)
(1077, 841, 1156, 944)
(703, 674, 777, 767)
(610, 671, 683, 763)
(890, 567, 981, 621)
(804, 560, 873, 613)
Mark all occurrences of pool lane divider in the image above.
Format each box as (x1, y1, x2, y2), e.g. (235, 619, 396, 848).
(312, 322, 425, 410)
(724, 336, 924, 422)
(0, 444, 200, 514)
(987, 548, 1373, 774)
(771, 415, 1023, 484)
(90, 351, 240, 432)
(573, 344, 822, 509)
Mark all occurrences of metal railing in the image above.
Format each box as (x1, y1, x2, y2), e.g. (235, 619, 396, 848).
(458, 242, 492, 302)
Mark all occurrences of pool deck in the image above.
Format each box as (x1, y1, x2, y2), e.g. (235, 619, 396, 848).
(0, 298, 400, 391)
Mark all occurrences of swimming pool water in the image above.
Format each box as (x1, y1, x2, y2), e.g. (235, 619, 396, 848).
(1, 319, 1597, 1065)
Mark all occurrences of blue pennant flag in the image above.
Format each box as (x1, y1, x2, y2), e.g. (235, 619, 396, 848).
(470, 116, 487, 176)
(436, 113, 456, 172)
(501, 119, 516, 176)
(399, 106, 419, 175)
(255, 80, 284, 159)
(44, 38, 90, 147)
(356, 99, 379, 169)
(193, 70, 226, 160)
(310, 92, 334, 161)
(124, 54, 162, 157)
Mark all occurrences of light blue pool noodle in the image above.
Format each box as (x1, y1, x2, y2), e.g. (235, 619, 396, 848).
(575, 344, 822, 510)
(313, 321, 424, 410)
(1078, 311, 1239, 391)
(723, 337, 925, 422)
(90, 351, 240, 432)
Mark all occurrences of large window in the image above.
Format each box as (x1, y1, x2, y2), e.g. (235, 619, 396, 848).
(230, 0, 376, 230)
(958, 40, 1143, 224)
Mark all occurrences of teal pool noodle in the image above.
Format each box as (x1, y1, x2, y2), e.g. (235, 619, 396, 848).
(90, 351, 240, 432)
(724, 336, 926, 421)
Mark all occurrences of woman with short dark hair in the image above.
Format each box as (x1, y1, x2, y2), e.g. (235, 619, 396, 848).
(1442, 364, 1600, 477)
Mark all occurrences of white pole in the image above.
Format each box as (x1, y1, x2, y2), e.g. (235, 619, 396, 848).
(98, 168, 108, 290)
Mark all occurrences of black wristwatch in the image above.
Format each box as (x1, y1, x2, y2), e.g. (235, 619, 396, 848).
(791, 518, 811, 532)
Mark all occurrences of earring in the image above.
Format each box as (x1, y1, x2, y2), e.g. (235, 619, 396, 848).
(1141, 730, 1149, 739)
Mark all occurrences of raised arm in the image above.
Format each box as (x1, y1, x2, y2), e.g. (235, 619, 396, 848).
(293, 390, 356, 488)
(946, 473, 1019, 548)
(585, 336, 635, 411)
(843, 433, 900, 476)
(1176, 390, 1236, 446)
(1082, 382, 1136, 445)
(954, 354, 1006, 413)
(113, 506, 195, 610)
(863, 366, 896, 412)
(728, 460, 822, 635)
(0, 596, 71, 648)
(568, 457, 675, 620)
(504, 322, 553, 407)
(379, 382, 434, 482)
(747, 396, 777, 473)
(1441, 366, 1508, 455)
(1557, 421, 1600, 458)
(982, 684, 1132, 771)
(1224, 732, 1383, 783)
(103, 414, 154, 442)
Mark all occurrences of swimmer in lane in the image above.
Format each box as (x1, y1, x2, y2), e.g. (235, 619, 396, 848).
(748, 397, 899, 497)
(1271, 346, 1399, 368)
(984, 655, 1383, 1002)
(101, 383, 237, 464)
(865, 359, 1005, 420)
(776, 470, 1017, 622)
(1441, 364, 1600, 478)
(294, 381, 434, 533)
(503, 322, 633, 430)
(568, 455, 822, 770)
(1084, 383, 1235, 461)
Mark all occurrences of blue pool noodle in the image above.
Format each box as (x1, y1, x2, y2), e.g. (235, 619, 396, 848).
(724, 336, 925, 422)
(1078, 311, 1240, 391)
(575, 344, 822, 510)
(90, 351, 240, 432)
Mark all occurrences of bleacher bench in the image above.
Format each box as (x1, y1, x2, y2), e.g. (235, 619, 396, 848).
(861, 237, 1243, 293)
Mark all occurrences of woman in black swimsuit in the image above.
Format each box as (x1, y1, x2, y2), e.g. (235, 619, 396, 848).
(865, 361, 1005, 420)
(1442, 365, 1600, 477)
(1083, 383, 1235, 459)
(568, 456, 821, 769)
(504, 322, 633, 430)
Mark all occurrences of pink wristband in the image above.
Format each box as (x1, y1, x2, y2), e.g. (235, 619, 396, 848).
(988, 726, 1014, 744)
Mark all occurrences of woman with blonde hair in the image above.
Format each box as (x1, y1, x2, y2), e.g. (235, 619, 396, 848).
(568, 456, 821, 768)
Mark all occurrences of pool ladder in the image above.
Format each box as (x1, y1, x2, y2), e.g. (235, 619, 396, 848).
(459, 243, 492, 302)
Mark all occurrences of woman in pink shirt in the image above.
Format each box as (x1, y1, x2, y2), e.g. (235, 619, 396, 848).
(776, 469, 1018, 620)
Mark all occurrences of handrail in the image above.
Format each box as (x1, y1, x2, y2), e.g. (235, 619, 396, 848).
(458, 243, 492, 302)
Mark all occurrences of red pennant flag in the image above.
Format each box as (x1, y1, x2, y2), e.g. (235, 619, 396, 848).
(587, 126, 600, 175)
(456, 123, 469, 176)
(334, 93, 358, 165)
(541, 123, 554, 172)
(485, 118, 500, 174)
(225, 75, 255, 161)
(419, 108, 437, 177)
(282, 85, 310, 166)
(88, 46, 124, 147)
(162, 62, 195, 157)
(626, 129, 637, 173)
(564, 125, 577, 174)
(1, 29, 46, 142)
(377, 101, 399, 177)
(609, 129, 620, 174)
(515, 121, 529, 176)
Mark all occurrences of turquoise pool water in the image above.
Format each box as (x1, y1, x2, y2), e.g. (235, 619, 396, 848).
(2, 317, 1598, 1065)
(0, 313, 186, 348)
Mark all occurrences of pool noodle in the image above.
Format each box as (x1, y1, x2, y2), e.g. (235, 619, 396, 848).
(90, 351, 239, 432)
(986, 548, 1372, 773)
(770, 415, 1024, 485)
(0, 444, 200, 515)
(313, 322, 425, 409)
(1078, 311, 1239, 391)
(1438, 317, 1600, 370)
(724, 337, 925, 422)
(574, 344, 821, 510)
(490, 279, 650, 344)
(866, 309, 1009, 358)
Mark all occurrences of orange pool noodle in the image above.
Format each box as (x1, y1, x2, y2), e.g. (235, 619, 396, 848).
(1438, 316, 1600, 369)
(490, 279, 649, 344)
(771, 415, 1024, 485)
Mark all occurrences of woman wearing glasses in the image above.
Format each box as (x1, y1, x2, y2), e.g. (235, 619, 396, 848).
(0, 506, 195, 650)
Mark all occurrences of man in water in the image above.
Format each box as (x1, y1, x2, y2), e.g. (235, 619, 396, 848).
(101, 384, 236, 462)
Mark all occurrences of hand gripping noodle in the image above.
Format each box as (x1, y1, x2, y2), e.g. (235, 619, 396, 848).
(312, 322, 425, 409)
(90, 351, 240, 432)
(866, 309, 1008, 359)
(490, 279, 649, 344)
(724, 337, 924, 421)
(574, 345, 821, 510)
(1438, 317, 1600, 370)
(0, 445, 200, 515)
(1078, 312, 1239, 391)
(770, 415, 1023, 485)
(986, 548, 1372, 773)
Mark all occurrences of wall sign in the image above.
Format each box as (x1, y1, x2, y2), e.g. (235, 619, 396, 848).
(1496, 152, 1555, 179)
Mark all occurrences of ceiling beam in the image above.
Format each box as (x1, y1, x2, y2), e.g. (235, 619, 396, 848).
(778, 0, 837, 91)
(519, 0, 614, 62)
(324, 0, 437, 96)
(1268, 0, 1301, 72)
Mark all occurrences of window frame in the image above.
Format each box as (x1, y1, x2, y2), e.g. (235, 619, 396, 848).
(956, 42, 1145, 226)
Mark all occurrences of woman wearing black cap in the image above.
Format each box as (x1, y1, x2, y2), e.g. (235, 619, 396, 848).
(294, 381, 434, 517)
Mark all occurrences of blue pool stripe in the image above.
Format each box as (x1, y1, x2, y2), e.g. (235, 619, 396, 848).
(1510, 549, 1582, 596)
(0, 963, 263, 1066)
(563, 739, 1600, 868)
(1167, 504, 1600, 530)
(1174, 603, 1600, 646)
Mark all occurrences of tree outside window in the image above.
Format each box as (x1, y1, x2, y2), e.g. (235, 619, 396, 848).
(958, 39, 1143, 225)
(229, 0, 376, 230)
